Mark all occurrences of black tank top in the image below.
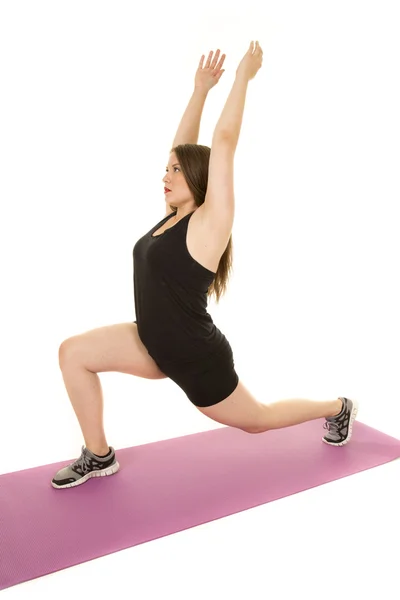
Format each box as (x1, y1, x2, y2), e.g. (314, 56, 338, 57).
(132, 210, 225, 362)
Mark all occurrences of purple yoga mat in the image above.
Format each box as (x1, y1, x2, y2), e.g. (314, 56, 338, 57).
(1, 419, 400, 590)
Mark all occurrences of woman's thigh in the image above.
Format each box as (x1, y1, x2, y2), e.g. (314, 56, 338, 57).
(196, 380, 263, 432)
(58, 322, 167, 380)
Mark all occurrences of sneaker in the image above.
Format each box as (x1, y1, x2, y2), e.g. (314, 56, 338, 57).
(322, 397, 359, 446)
(51, 445, 120, 489)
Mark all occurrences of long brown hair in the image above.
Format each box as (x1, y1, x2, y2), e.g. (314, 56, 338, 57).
(169, 143, 233, 304)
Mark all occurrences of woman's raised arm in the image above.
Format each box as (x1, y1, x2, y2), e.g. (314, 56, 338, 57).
(213, 41, 263, 148)
(172, 49, 226, 147)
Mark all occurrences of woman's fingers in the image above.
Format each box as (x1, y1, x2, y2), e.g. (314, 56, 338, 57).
(205, 49, 218, 68)
(211, 49, 221, 69)
(251, 40, 263, 55)
(216, 53, 226, 70)
(203, 49, 225, 71)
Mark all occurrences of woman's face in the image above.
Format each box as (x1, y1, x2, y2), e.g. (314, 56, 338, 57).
(162, 153, 193, 205)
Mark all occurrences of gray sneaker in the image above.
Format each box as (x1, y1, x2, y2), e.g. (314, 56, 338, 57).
(51, 445, 120, 489)
(322, 397, 359, 446)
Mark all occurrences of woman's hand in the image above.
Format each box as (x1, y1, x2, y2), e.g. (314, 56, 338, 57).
(195, 49, 226, 92)
(236, 40, 263, 81)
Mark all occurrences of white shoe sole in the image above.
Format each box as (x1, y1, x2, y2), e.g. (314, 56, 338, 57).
(51, 460, 120, 490)
(322, 398, 359, 447)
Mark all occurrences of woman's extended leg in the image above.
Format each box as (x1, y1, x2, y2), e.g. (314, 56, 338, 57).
(196, 380, 356, 444)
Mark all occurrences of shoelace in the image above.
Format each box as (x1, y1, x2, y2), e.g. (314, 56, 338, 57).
(323, 420, 339, 433)
(324, 400, 346, 433)
(72, 449, 92, 474)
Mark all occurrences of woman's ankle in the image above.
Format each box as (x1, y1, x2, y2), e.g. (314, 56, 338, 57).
(86, 445, 110, 457)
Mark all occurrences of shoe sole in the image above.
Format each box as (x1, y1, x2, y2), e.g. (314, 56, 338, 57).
(322, 398, 359, 447)
(51, 460, 120, 490)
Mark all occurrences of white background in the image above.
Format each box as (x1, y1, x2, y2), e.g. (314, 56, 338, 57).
(1, 0, 399, 598)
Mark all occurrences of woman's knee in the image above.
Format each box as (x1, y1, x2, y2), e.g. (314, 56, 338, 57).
(58, 337, 79, 368)
(57, 324, 168, 380)
(241, 424, 266, 434)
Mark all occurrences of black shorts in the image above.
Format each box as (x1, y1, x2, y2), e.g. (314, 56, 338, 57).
(133, 321, 239, 407)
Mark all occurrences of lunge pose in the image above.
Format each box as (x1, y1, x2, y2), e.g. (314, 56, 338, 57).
(52, 42, 358, 490)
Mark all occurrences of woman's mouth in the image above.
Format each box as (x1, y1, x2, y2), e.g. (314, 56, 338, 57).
(164, 188, 171, 193)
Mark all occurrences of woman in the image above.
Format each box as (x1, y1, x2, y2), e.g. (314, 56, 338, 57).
(52, 41, 358, 490)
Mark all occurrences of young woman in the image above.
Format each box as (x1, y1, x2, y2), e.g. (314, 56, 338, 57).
(52, 42, 358, 490)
